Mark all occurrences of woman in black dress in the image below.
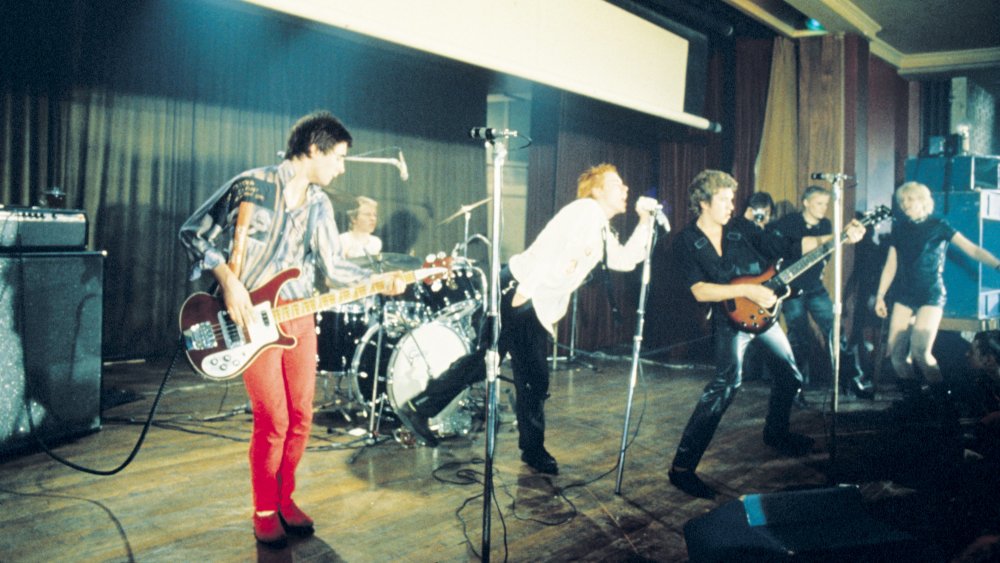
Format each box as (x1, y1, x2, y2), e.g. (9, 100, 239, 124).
(874, 181, 1000, 390)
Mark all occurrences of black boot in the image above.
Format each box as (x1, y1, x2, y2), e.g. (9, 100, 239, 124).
(889, 378, 932, 421)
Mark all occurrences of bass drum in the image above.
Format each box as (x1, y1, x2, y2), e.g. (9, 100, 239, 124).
(350, 321, 474, 437)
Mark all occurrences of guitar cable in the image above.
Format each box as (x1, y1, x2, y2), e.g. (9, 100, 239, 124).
(18, 312, 184, 476)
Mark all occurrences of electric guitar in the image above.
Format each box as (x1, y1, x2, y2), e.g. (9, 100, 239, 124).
(723, 205, 891, 333)
(179, 259, 449, 380)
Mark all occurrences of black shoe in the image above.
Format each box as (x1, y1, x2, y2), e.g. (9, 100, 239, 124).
(668, 469, 716, 500)
(763, 430, 815, 456)
(521, 448, 559, 475)
(397, 402, 438, 447)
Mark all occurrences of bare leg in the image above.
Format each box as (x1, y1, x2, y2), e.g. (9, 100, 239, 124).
(909, 305, 944, 383)
(886, 303, 916, 380)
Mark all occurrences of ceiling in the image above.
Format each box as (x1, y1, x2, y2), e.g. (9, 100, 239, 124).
(722, 0, 1000, 85)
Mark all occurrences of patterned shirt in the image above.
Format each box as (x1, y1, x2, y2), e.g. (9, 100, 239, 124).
(179, 160, 368, 300)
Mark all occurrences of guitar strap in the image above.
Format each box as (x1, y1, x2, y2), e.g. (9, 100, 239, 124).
(227, 201, 253, 278)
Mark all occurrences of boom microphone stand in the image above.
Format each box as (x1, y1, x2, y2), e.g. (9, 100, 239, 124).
(614, 209, 665, 494)
(810, 171, 850, 473)
(470, 127, 513, 562)
(827, 174, 847, 470)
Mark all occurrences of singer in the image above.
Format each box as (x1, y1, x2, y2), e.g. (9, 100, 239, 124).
(397, 163, 655, 475)
(178, 111, 407, 549)
(667, 170, 814, 500)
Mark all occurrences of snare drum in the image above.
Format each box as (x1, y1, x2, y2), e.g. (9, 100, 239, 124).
(350, 321, 474, 437)
(419, 259, 485, 324)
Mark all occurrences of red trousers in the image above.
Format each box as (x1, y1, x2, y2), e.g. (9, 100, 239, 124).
(242, 313, 317, 512)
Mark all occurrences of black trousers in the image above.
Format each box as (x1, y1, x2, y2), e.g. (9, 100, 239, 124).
(409, 267, 551, 453)
(672, 320, 803, 471)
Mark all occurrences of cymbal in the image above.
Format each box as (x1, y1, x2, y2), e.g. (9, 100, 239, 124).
(345, 252, 423, 271)
(439, 197, 490, 225)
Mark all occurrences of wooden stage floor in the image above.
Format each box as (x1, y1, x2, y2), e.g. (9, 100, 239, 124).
(0, 351, 993, 562)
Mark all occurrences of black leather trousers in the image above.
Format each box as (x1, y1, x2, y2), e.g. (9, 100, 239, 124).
(671, 320, 803, 471)
(410, 267, 551, 453)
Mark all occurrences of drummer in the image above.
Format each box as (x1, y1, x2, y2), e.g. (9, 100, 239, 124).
(339, 196, 382, 259)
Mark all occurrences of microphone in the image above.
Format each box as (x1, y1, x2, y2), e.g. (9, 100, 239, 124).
(651, 205, 671, 232)
(468, 127, 518, 141)
(638, 196, 670, 232)
(397, 151, 409, 181)
(810, 172, 853, 182)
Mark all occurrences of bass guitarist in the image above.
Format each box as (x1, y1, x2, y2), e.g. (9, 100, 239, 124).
(667, 170, 864, 499)
(179, 111, 405, 549)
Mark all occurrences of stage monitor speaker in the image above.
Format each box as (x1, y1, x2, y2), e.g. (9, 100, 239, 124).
(0, 251, 104, 459)
(684, 486, 923, 562)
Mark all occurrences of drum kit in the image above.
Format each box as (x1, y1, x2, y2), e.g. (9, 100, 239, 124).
(317, 200, 491, 442)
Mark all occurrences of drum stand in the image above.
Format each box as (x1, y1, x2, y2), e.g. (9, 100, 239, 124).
(314, 311, 355, 426)
(550, 290, 595, 371)
(349, 259, 395, 459)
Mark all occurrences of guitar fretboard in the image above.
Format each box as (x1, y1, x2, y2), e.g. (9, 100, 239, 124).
(773, 206, 889, 288)
(271, 270, 419, 323)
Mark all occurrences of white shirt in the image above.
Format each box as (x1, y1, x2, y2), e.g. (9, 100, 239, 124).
(508, 197, 652, 333)
(339, 231, 383, 259)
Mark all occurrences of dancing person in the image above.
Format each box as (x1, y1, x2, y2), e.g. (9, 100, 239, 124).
(667, 170, 864, 499)
(339, 196, 382, 258)
(397, 163, 657, 475)
(179, 111, 405, 548)
(874, 181, 1000, 411)
(767, 185, 866, 394)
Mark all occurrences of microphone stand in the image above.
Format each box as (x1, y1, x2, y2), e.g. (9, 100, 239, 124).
(614, 217, 659, 494)
(828, 176, 846, 474)
(480, 136, 506, 562)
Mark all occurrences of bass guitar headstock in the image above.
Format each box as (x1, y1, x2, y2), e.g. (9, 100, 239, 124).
(421, 253, 454, 285)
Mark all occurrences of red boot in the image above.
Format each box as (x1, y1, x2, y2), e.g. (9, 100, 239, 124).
(253, 512, 288, 549)
(279, 500, 315, 537)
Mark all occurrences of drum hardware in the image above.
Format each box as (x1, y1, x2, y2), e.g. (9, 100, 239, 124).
(549, 289, 595, 371)
(440, 197, 490, 259)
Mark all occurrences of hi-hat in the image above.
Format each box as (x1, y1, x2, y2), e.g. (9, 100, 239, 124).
(439, 197, 490, 225)
(346, 252, 423, 271)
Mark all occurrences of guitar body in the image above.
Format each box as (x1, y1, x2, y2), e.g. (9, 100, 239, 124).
(180, 269, 299, 380)
(723, 264, 788, 334)
(721, 205, 891, 335)
(179, 261, 449, 380)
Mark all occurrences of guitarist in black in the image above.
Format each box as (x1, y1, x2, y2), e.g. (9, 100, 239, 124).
(179, 111, 405, 548)
(667, 171, 865, 499)
(767, 185, 868, 396)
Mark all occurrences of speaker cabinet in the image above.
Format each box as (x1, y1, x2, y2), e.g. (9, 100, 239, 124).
(684, 486, 922, 562)
(0, 252, 104, 458)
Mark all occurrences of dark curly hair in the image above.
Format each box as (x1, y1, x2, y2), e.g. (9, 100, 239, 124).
(284, 111, 353, 160)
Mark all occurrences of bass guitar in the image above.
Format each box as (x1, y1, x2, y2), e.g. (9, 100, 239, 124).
(724, 205, 891, 333)
(180, 259, 449, 379)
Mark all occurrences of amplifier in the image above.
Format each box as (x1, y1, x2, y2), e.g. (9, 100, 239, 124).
(0, 207, 88, 250)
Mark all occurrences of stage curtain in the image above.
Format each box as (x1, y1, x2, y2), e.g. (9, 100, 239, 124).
(755, 37, 800, 215)
(0, 0, 487, 359)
